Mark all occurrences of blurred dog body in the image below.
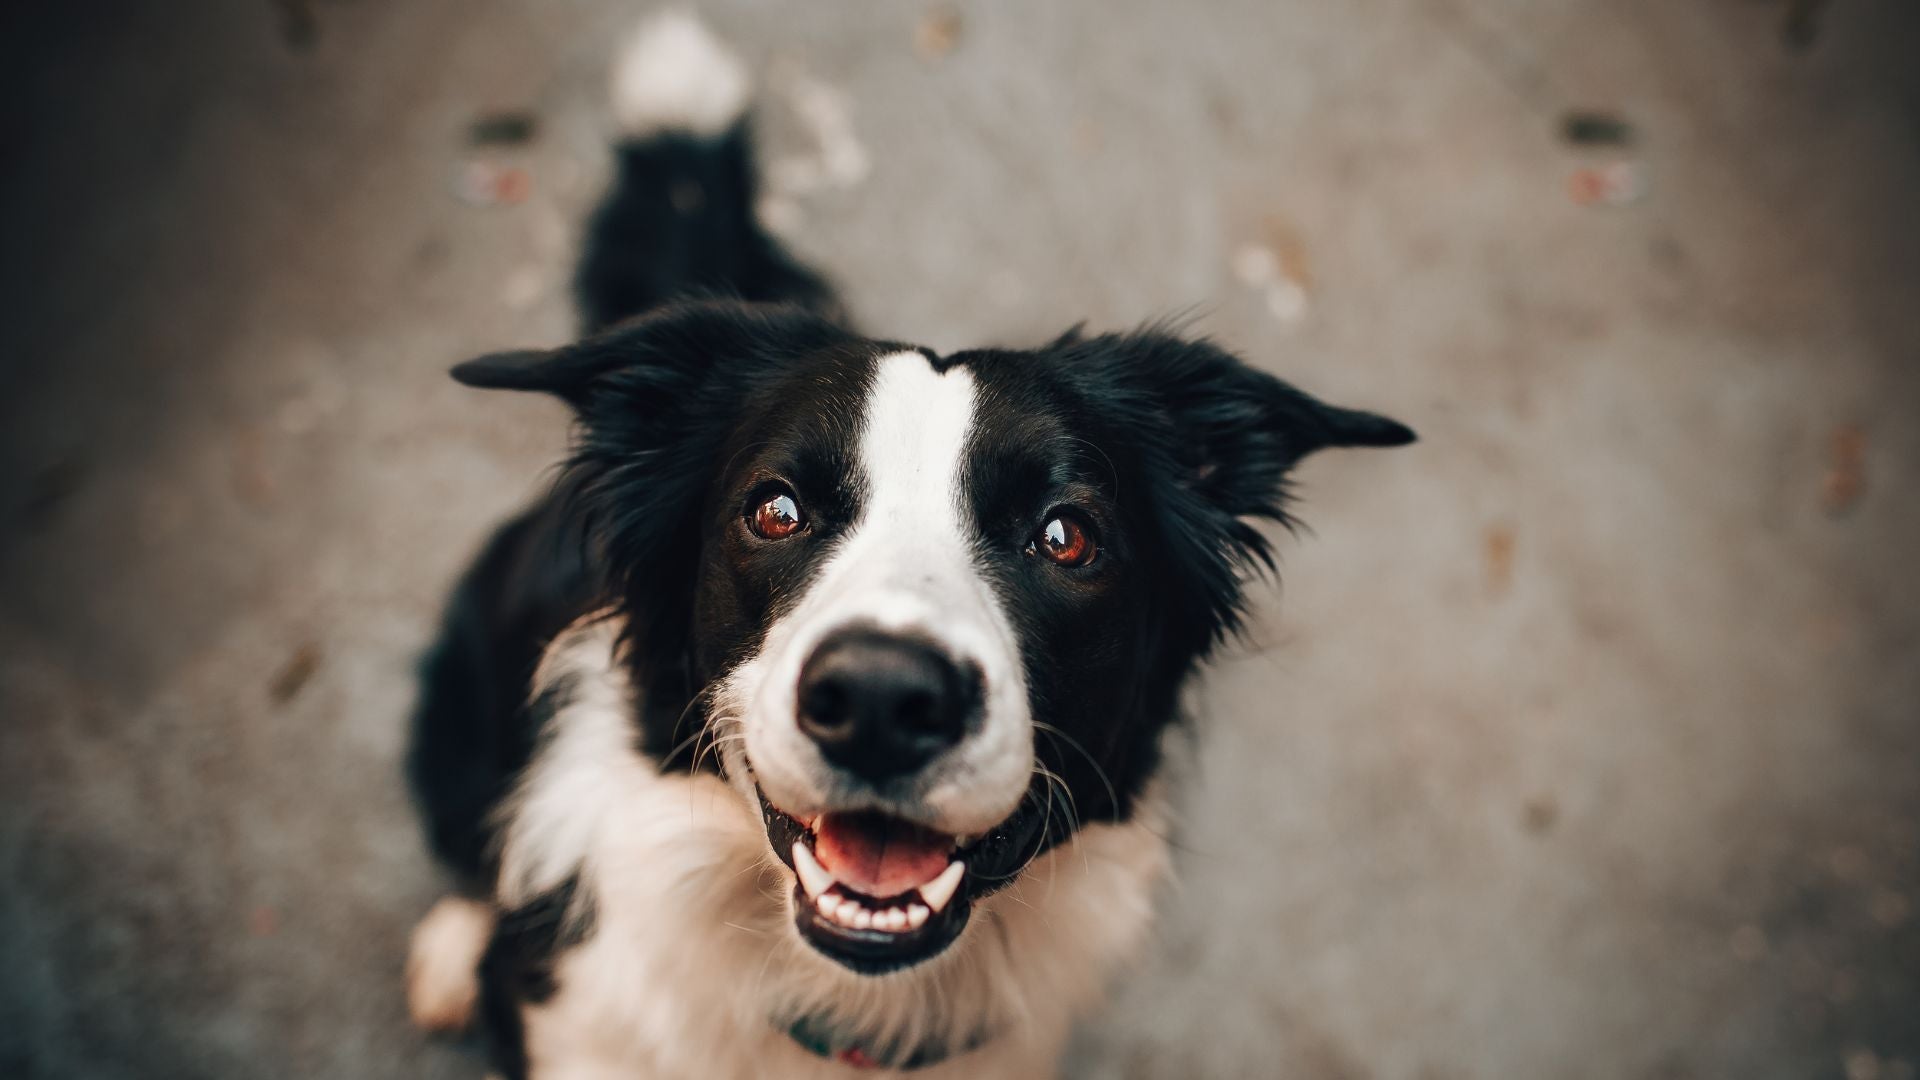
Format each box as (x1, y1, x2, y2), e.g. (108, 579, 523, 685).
(403, 12, 1412, 1079)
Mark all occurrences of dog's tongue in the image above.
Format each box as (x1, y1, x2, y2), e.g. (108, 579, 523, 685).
(812, 812, 953, 899)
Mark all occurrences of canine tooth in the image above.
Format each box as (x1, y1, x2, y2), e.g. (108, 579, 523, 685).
(918, 861, 965, 914)
(792, 842, 835, 899)
(906, 904, 929, 929)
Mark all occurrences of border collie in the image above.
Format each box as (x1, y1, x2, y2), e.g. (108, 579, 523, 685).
(403, 12, 1413, 1078)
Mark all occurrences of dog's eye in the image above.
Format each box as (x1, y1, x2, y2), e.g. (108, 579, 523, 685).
(1026, 512, 1097, 568)
(747, 489, 806, 540)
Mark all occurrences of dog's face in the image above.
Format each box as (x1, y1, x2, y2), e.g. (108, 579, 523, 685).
(456, 301, 1411, 974)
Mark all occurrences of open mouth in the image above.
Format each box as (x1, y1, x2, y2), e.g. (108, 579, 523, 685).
(759, 788, 1049, 974)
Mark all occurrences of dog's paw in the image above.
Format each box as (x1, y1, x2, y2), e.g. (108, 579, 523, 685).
(406, 895, 496, 1033)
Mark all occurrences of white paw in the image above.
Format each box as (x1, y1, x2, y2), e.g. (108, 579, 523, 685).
(406, 895, 496, 1033)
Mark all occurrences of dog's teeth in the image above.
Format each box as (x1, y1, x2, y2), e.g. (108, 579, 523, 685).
(918, 861, 966, 914)
(814, 892, 838, 916)
(792, 842, 835, 899)
(882, 908, 906, 931)
(906, 903, 929, 929)
(851, 908, 874, 930)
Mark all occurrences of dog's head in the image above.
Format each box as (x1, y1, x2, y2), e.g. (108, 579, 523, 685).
(456, 300, 1412, 974)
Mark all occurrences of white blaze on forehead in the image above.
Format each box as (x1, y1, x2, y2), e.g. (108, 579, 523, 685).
(738, 350, 1034, 833)
(862, 351, 975, 536)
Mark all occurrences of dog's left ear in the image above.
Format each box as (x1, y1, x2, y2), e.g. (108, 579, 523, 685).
(1083, 330, 1414, 516)
(1063, 329, 1414, 644)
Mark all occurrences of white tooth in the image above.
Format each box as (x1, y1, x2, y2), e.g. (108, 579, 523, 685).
(918, 861, 965, 914)
(831, 899, 857, 926)
(907, 904, 929, 929)
(880, 909, 904, 932)
(851, 908, 873, 930)
(792, 842, 835, 899)
(815, 892, 838, 916)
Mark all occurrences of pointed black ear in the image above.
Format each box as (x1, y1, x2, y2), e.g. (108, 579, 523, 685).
(448, 299, 850, 412)
(1092, 329, 1414, 506)
(449, 339, 638, 410)
(1264, 383, 1418, 464)
(1053, 327, 1413, 645)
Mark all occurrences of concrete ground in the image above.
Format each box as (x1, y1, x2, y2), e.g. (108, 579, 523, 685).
(2, 1, 1917, 1077)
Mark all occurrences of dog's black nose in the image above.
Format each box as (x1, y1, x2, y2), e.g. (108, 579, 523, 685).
(796, 631, 979, 782)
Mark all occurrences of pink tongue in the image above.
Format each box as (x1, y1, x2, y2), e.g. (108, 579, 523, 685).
(813, 812, 953, 899)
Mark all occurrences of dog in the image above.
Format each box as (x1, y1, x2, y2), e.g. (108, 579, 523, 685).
(403, 12, 1413, 1078)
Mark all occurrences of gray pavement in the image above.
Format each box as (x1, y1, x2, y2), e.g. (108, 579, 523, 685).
(2, 2, 1916, 1077)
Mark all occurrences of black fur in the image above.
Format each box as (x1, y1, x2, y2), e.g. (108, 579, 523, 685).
(573, 126, 839, 333)
(478, 875, 595, 1080)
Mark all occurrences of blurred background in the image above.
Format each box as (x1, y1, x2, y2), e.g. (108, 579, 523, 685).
(2, 1, 1917, 1077)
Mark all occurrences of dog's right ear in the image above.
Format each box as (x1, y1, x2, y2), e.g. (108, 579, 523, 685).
(451, 343, 629, 409)
(448, 299, 847, 413)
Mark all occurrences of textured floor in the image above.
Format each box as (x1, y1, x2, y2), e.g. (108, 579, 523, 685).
(3, 2, 1917, 1077)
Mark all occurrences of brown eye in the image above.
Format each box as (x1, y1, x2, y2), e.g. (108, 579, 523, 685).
(748, 490, 806, 540)
(1030, 513, 1097, 568)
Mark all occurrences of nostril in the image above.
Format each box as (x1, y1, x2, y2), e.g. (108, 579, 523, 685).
(799, 680, 853, 739)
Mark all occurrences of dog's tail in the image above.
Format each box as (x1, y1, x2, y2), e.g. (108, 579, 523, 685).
(574, 11, 838, 333)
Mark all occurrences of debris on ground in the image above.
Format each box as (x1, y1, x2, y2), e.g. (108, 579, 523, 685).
(249, 905, 280, 938)
(1782, 0, 1831, 51)
(452, 161, 533, 207)
(273, 0, 318, 53)
(231, 429, 275, 509)
(1522, 795, 1558, 834)
(1560, 110, 1634, 147)
(767, 66, 872, 200)
(269, 642, 322, 704)
(915, 7, 963, 61)
(1821, 423, 1866, 516)
(1483, 523, 1517, 596)
(468, 109, 539, 147)
(1567, 161, 1646, 207)
(1230, 217, 1314, 326)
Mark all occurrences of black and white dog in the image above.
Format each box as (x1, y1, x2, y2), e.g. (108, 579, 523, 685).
(404, 12, 1412, 1078)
